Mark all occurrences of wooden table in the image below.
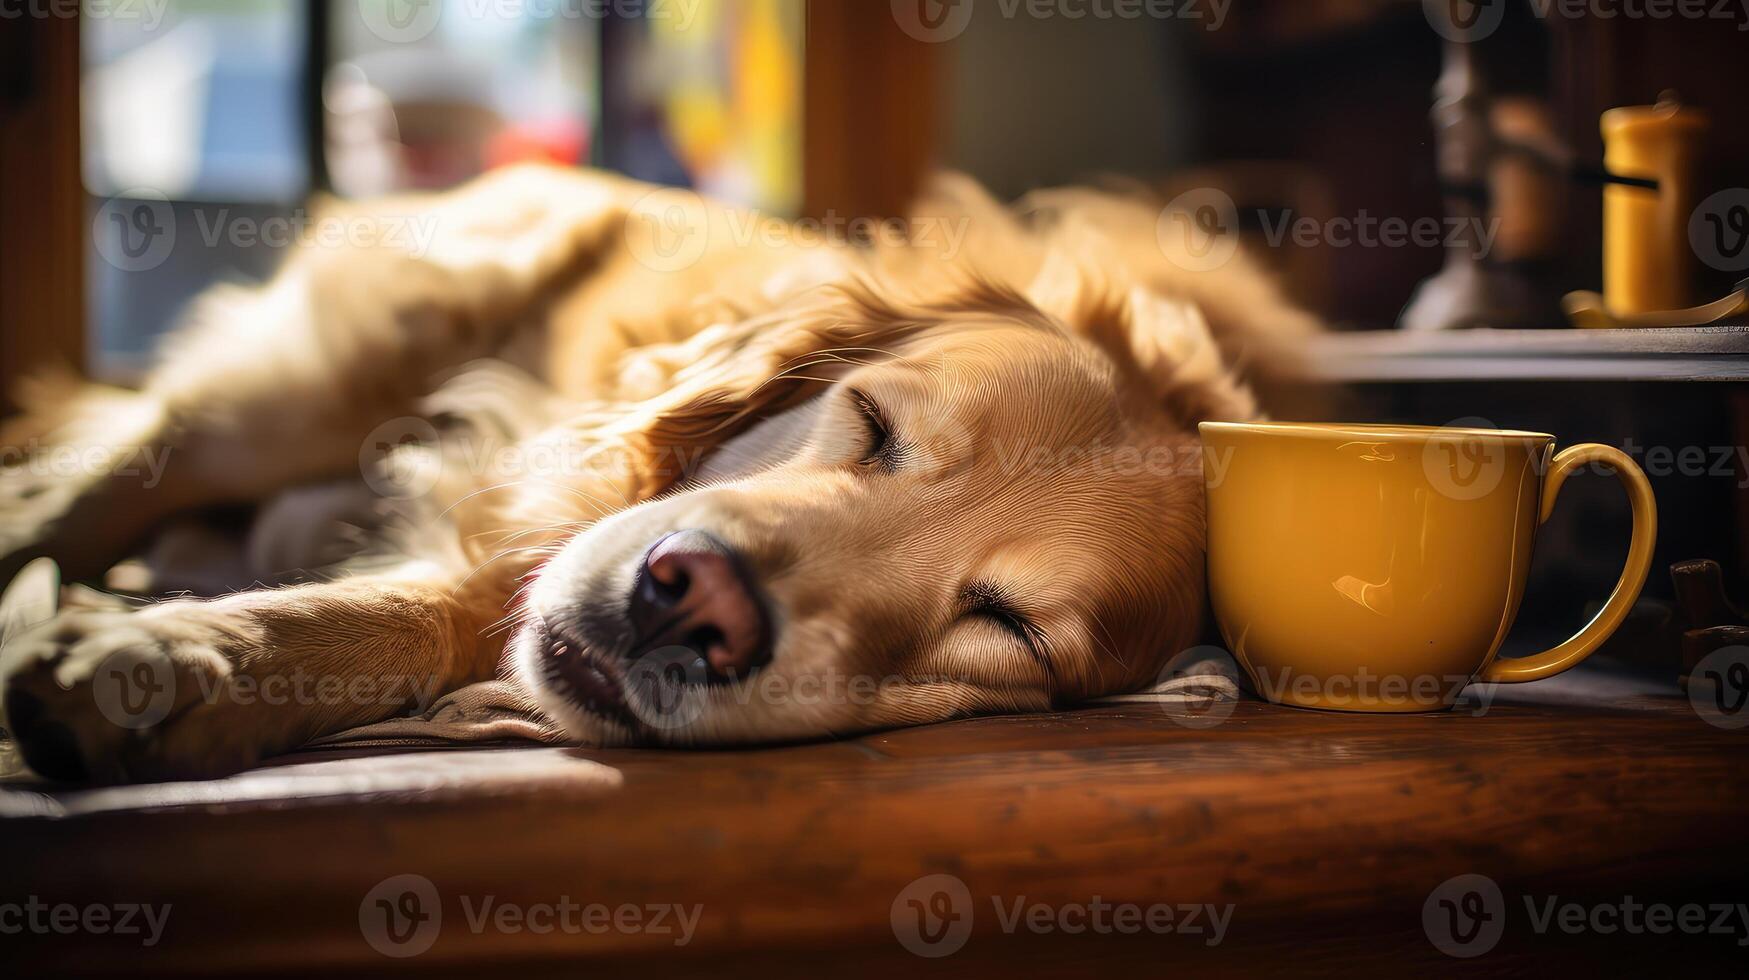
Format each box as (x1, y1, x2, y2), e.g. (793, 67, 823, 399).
(3, 673, 1747, 977)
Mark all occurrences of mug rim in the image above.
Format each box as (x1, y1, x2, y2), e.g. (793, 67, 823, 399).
(1199, 421, 1554, 442)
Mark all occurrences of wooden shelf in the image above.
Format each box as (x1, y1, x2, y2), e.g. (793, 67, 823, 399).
(1287, 325, 1749, 383)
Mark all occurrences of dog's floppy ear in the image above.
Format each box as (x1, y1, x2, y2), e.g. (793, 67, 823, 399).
(1026, 249, 1261, 424)
(602, 284, 938, 497)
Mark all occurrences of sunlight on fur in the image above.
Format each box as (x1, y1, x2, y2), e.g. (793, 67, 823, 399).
(0, 166, 1317, 782)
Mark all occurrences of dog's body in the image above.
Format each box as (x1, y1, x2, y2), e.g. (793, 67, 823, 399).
(0, 166, 1315, 781)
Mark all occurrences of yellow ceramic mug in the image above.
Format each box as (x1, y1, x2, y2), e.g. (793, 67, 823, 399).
(1200, 422, 1656, 712)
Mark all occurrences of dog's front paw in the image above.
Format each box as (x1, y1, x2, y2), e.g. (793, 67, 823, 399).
(0, 608, 251, 782)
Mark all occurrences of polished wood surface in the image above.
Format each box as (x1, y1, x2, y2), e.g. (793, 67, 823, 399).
(3, 678, 1746, 976)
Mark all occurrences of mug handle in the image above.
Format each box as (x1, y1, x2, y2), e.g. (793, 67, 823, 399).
(1479, 444, 1657, 684)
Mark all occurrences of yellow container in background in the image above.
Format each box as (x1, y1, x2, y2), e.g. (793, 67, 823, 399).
(1601, 95, 1709, 317)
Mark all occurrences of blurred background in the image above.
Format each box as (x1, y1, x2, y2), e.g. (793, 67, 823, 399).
(4, 0, 1737, 378)
(5, 0, 1749, 658)
(74, 0, 802, 375)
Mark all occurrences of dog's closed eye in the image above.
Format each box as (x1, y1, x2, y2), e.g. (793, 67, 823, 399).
(850, 388, 899, 470)
(959, 582, 1048, 661)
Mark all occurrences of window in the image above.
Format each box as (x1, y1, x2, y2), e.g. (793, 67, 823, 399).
(80, 0, 801, 378)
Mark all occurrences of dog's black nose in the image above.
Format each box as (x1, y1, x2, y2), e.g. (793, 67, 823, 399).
(627, 529, 772, 680)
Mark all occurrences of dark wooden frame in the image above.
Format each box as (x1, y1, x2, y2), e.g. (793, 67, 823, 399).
(0, 13, 84, 416)
(801, 0, 940, 220)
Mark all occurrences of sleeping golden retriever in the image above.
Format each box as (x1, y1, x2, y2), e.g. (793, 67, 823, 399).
(0, 166, 1314, 781)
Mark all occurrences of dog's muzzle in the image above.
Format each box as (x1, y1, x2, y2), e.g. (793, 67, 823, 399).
(531, 527, 775, 732)
(626, 529, 773, 681)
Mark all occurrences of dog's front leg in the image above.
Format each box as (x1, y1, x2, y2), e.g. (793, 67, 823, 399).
(0, 574, 500, 782)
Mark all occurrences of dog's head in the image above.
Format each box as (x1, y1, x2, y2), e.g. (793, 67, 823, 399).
(508, 245, 1272, 746)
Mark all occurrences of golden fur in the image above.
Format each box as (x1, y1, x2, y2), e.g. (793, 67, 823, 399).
(0, 166, 1315, 781)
